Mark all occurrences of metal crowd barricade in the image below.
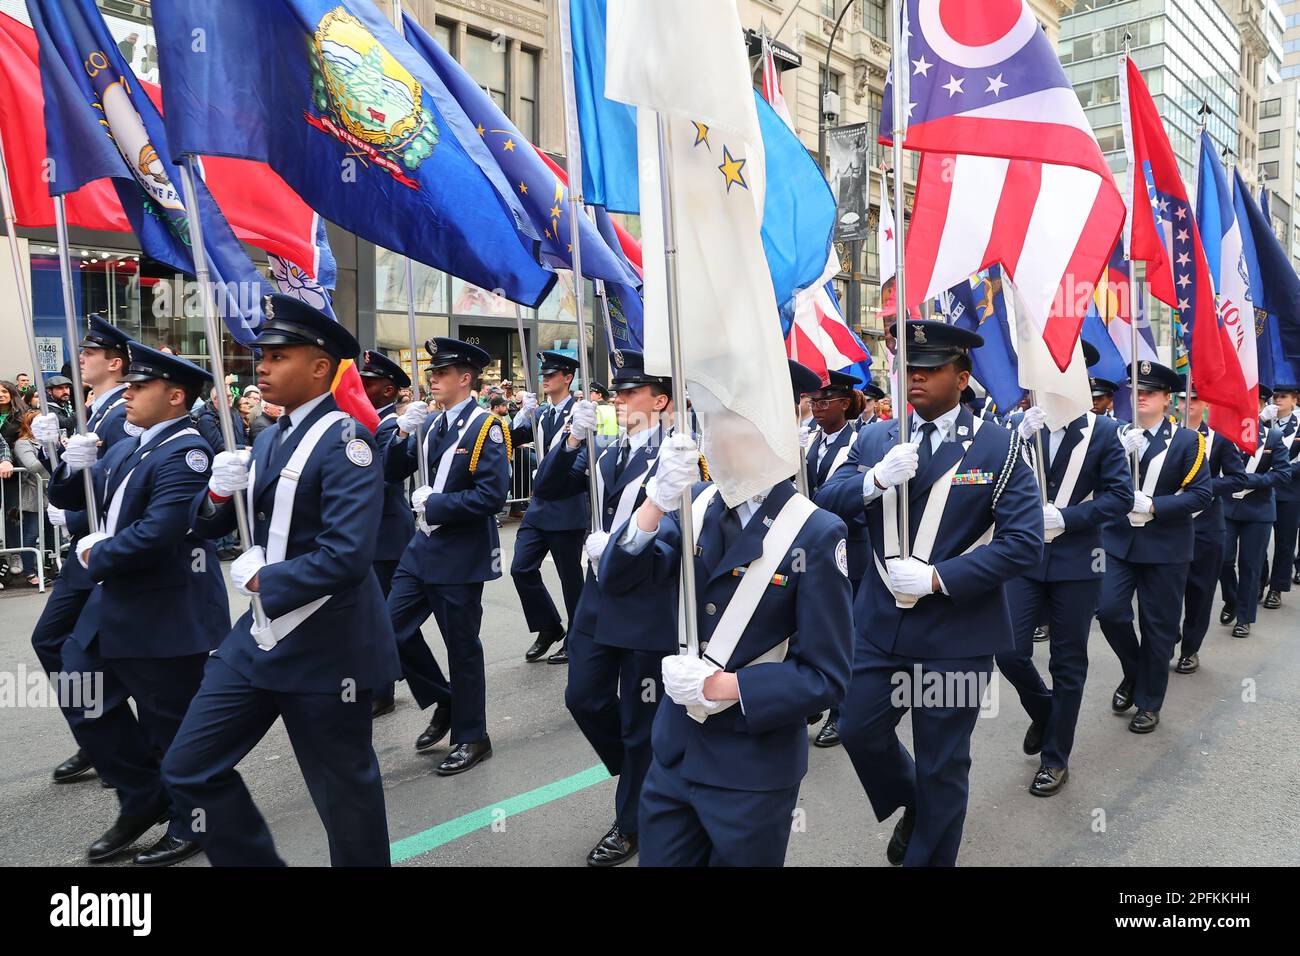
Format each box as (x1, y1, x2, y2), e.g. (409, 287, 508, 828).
(506, 443, 535, 509)
(0, 467, 65, 594)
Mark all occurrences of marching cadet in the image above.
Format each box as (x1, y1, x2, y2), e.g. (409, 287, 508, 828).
(1097, 361, 1211, 734)
(383, 338, 509, 775)
(1177, 386, 1247, 673)
(531, 350, 682, 866)
(1090, 377, 1120, 419)
(48, 344, 228, 866)
(999, 343, 1132, 796)
(599, 360, 853, 867)
(804, 368, 866, 750)
(357, 349, 416, 718)
(1217, 389, 1292, 638)
(817, 321, 1042, 866)
(857, 381, 886, 427)
(509, 351, 587, 665)
(1261, 384, 1300, 608)
(162, 295, 401, 866)
(29, 314, 135, 786)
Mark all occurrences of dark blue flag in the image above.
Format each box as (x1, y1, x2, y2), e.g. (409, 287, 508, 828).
(153, 0, 556, 308)
(401, 12, 638, 289)
(1234, 169, 1300, 368)
(29, 0, 268, 344)
(591, 205, 644, 351)
(942, 265, 1025, 413)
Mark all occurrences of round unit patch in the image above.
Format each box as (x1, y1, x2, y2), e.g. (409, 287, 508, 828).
(489, 424, 504, 444)
(185, 449, 209, 473)
(345, 439, 374, 467)
(835, 539, 849, 577)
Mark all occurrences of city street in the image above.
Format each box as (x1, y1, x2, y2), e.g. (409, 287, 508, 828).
(1, 521, 1297, 868)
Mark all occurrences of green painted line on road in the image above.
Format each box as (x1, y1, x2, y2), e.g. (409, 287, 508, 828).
(390, 764, 611, 864)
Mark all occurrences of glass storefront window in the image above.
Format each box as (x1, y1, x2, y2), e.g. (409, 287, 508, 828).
(518, 48, 539, 143)
(464, 31, 507, 111)
(449, 276, 523, 317)
(376, 247, 447, 313)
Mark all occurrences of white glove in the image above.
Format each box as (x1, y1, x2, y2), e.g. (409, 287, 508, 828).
(568, 400, 598, 442)
(1119, 427, 1144, 456)
(799, 423, 814, 450)
(1042, 504, 1066, 532)
(872, 442, 920, 489)
(645, 434, 699, 511)
(76, 530, 112, 568)
(209, 449, 252, 497)
(1132, 490, 1153, 515)
(398, 400, 430, 435)
(584, 530, 610, 571)
(512, 392, 540, 429)
(231, 545, 266, 596)
(887, 557, 937, 599)
(1017, 405, 1048, 440)
(411, 484, 433, 514)
(47, 504, 67, 528)
(661, 655, 722, 712)
(62, 432, 100, 471)
(251, 618, 279, 652)
(31, 412, 60, 444)
(1261, 403, 1280, 423)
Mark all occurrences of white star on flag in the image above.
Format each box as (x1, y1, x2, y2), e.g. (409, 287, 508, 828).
(1176, 251, 1190, 266)
(1177, 229, 1189, 243)
(1175, 206, 1186, 220)
(942, 75, 964, 97)
(1177, 273, 1191, 288)
(985, 74, 1007, 96)
(913, 55, 932, 77)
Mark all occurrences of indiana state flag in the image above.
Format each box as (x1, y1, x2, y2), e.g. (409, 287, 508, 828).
(942, 267, 1024, 414)
(401, 12, 638, 289)
(28, 0, 268, 344)
(153, 0, 556, 308)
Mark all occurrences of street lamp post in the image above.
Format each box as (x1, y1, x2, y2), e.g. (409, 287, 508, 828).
(817, 0, 858, 172)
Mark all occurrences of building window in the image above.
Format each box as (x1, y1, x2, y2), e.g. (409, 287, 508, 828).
(517, 47, 539, 142)
(1261, 161, 1280, 180)
(464, 30, 507, 112)
(1260, 129, 1280, 150)
(863, 0, 886, 39)
(1262, 98, 1282, 118)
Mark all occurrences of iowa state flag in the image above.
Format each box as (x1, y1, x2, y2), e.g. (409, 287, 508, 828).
(27, 0, 269, 344)
(154, 0, 556, 307)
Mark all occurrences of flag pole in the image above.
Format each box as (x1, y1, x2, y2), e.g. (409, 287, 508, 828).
(391, 0, 430, 489)
(557, 0, 603, 531)
(1120, 38, 1140, 486)
(654, 114, 701, 658)
(1029, 390, 1048, 502)
(51, 197, 99, 528)
(889, 0, 912, 557)
(512, 303, 542, 453)
(1183, 101, 1211, 431)
(177, 155, 267, 629)
(0, 132, 61, 467)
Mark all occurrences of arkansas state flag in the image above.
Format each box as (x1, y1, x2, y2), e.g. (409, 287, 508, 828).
(1121, 55, 1255, 450)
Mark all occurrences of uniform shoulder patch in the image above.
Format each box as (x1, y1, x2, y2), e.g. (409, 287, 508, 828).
(835, 539, 849, 577)
(345, 439, 374, 467)
(489, 422, 504, 443)
(185, 449, 209, 473)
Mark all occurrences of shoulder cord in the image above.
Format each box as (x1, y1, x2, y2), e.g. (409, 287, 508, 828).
(469, 415, 511, 473)
(1180, 431, 1206, 489)
(991, 429, 1023, 508)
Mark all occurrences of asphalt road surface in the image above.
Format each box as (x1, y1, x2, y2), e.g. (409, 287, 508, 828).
(2, 522, 1298, 867)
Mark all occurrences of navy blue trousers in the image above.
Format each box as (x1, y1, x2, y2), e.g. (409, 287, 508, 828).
(510, 525, 584, 634)
(1269, 499, 1300, 591)
(1219, 519, 1271, 625)
(838, 638, 991, 867)
(1098, 556, 1188, 712)
(638, 757, 799, 867)
(161, 656, 389, 867)
(1181, 533, 1225, 657)
(387, 570, 484, 742)
(996, 576, 1098, 770)
(565, 625, 662, 835)
(372, 559, 400, 705)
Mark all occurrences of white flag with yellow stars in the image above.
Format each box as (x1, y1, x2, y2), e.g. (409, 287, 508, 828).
(605, 0, 799, 507)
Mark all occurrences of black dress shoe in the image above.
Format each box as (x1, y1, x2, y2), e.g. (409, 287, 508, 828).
(415, 705, 452, 753)
(87, 806, 168, 863)
(1029, 765, 1068, 797)
(436, 737, 492, 776)
(547, 645, 569, 665)
(1128, 709, 1159, 734)
(1032, 625, 1049, 643)
(1232, 622, 1251, 639)
(132, 833, 202, 867)
(814, 719, 841, 748)
(1175, 653, 1199, 674)
(524, 628, 564, 663)
(1111, 678, 1135, 714)
(1022, 719, 1047, 755)
(1263, 590, 1282, 610)
(1293, 569, 1300, 586)
(1219, 604, 1236, 625)
(371, 695, 396, 719)
(52, 748, 95, 784)
(886, 806, 915, 866)
(586, 824, 638, 867)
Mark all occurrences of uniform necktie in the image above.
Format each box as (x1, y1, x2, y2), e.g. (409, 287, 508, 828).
(719, 505, 743, 552)
(275, 415, 293, 447)
(614, 439, 630, 482)
(434, 413, 450, 446)
(916, 422, 938, 473)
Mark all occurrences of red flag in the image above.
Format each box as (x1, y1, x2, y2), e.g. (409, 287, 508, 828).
(1121, 55, 1254, 451)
